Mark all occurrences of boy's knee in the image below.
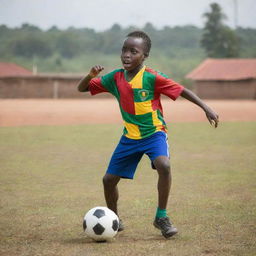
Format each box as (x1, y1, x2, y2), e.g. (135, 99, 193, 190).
(159, 163, 171, 176)
(154, 157, 171, 176)
(103, 173, 120, 187)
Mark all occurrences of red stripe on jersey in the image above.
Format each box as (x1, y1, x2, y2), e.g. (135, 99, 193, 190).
(89, 78, 108, 95)
(155, 74, 184, 100)
(151, 98, 163, 115)
(114, 71, 135, 115)
(145, 67, 158, 75)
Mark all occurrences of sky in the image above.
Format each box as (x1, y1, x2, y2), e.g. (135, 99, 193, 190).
(0, 0, 255, 31)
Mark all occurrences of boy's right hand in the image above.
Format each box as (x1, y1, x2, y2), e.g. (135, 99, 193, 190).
(89, 65, 104, 78)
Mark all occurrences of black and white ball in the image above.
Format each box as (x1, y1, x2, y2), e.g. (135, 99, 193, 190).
(83, 206, 119, 241)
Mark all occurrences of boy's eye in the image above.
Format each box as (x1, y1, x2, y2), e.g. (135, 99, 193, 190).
(121, 47, 138, 55)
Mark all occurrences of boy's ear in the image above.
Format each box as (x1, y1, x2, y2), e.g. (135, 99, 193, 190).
(144, 52, 149, 58)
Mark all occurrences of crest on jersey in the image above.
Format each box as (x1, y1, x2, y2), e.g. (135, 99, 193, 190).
(138, 89, 149, 101)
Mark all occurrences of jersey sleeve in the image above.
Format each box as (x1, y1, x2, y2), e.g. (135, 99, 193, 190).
(155, 73, 184, 100)
(88, 78, 109, 95)
(88, 70, 119, 96)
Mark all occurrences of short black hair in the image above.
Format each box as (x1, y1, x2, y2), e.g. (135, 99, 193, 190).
(126, 30, 151, 56)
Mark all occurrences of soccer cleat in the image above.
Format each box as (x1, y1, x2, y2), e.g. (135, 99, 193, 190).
(118, 219, 124, 232)
(153, 217, 178, 238)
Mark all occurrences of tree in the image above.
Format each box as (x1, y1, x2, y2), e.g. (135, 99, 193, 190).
(100, 24, 124, 54)
(201, 3, 240, 58)
(56, 33, 80, 58)
(11, 36, 52, 58)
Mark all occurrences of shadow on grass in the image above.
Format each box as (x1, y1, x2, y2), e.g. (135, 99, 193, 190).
(63, 232, 179, 245)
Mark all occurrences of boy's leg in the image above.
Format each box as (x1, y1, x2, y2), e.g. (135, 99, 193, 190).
(102, 173, 120, 215)
(153, 156, 171, 210)
(153, 155, 178, 238)
(103, 135, 143, 232)
(102, 173, 124, 231)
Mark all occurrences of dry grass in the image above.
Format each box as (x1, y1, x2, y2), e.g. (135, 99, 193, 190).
(0, 122, 255, 256)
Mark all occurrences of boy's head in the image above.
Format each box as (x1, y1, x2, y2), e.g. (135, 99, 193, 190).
(121, 30, 151, 71)
(126, 31, 151, 57)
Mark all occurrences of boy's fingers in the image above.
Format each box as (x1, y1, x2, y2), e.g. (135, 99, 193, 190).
(212, 117, 219, 128)
(208, 116, 219, 128)
(96, 65, 104, 71)
(90, 65, 104, 77)
(207, 115, 213, 125)
(214, 115, 219, 128)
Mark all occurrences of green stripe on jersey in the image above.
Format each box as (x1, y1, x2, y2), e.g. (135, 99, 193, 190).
(143, 70, 156, 90)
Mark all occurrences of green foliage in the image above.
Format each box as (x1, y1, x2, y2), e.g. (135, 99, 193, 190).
(236, 27, 256, 57)
(201, 3, 240, 58)
(0, 20, 255, 80)
(11, 36, 52, 58)
(0, 23, 203, 60)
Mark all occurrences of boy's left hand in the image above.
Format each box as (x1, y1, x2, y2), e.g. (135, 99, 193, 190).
(205, 108, 219, 128)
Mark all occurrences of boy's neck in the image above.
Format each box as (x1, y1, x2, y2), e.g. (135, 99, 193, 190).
(124, 64, 145, 82)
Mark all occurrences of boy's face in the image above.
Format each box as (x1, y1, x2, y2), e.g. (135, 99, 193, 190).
(121, 37, 147, 71)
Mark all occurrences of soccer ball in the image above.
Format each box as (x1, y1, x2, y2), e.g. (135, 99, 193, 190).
(83, 206, 119, 242)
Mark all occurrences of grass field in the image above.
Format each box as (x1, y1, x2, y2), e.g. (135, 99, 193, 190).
(0, 122, 255, 256)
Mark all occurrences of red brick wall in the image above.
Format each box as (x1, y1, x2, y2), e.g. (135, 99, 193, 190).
(0, 76, 111, 99)
(1, 76, 255, 99)
(195, 80, 256, 99)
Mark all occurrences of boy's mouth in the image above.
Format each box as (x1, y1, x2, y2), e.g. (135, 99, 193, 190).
(122, 62, 132, 69)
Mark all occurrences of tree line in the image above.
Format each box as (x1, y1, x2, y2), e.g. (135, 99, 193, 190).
(1, 6, 256, 61)
(1, 22, 255, 59)
(0, 2, 255, 75)
(0, 23, 206, 59)
(1, 23, 255, 58)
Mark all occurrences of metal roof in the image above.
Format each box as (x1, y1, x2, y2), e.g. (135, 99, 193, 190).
(0, 62, 33, 77)
(186, 58, 256, 81)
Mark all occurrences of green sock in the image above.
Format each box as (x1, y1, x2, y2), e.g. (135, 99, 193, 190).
(156, 207, 167, 218)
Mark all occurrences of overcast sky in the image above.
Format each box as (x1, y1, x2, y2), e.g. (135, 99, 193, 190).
(1, 0, 255, 31)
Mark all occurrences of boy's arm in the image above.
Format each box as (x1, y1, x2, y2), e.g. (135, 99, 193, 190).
(181, 88, 219, 128)
(77, 65, 104, 92)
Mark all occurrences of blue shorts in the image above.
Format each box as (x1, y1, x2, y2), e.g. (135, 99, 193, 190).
(106, 131, 169, 179)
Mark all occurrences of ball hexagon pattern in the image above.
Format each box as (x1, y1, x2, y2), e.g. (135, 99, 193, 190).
(83, 206, 119, 241)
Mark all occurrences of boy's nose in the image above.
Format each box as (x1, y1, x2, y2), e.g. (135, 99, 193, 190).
(123, 51, 131, 58)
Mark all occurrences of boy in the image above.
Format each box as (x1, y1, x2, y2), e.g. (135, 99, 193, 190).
(77, 31, 219, 238)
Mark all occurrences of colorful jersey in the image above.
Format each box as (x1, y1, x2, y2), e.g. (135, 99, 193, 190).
(88, 66, 184, 139)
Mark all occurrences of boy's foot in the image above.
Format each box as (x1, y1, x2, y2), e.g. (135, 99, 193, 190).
(153, 217, 178, 238)
(118, 219, 124, 232)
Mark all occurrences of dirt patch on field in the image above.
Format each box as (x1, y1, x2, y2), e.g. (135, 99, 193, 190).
(0, 99, 255, 127)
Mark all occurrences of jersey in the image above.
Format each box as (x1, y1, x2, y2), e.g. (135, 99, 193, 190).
(88, 66, 184, 140)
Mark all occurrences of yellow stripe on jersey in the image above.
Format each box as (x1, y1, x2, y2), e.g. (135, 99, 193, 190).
(152, 110, 164, 131)
(129, 66, 145, 89)
(134, 100, 153, 115)
(124, 121, 141, 139)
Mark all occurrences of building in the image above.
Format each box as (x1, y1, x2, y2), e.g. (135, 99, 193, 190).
(0, 62, 114, 98)
(186, 58, 256, 99)
(0, 62, 86, 98)
(0, 62, 33, 77)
